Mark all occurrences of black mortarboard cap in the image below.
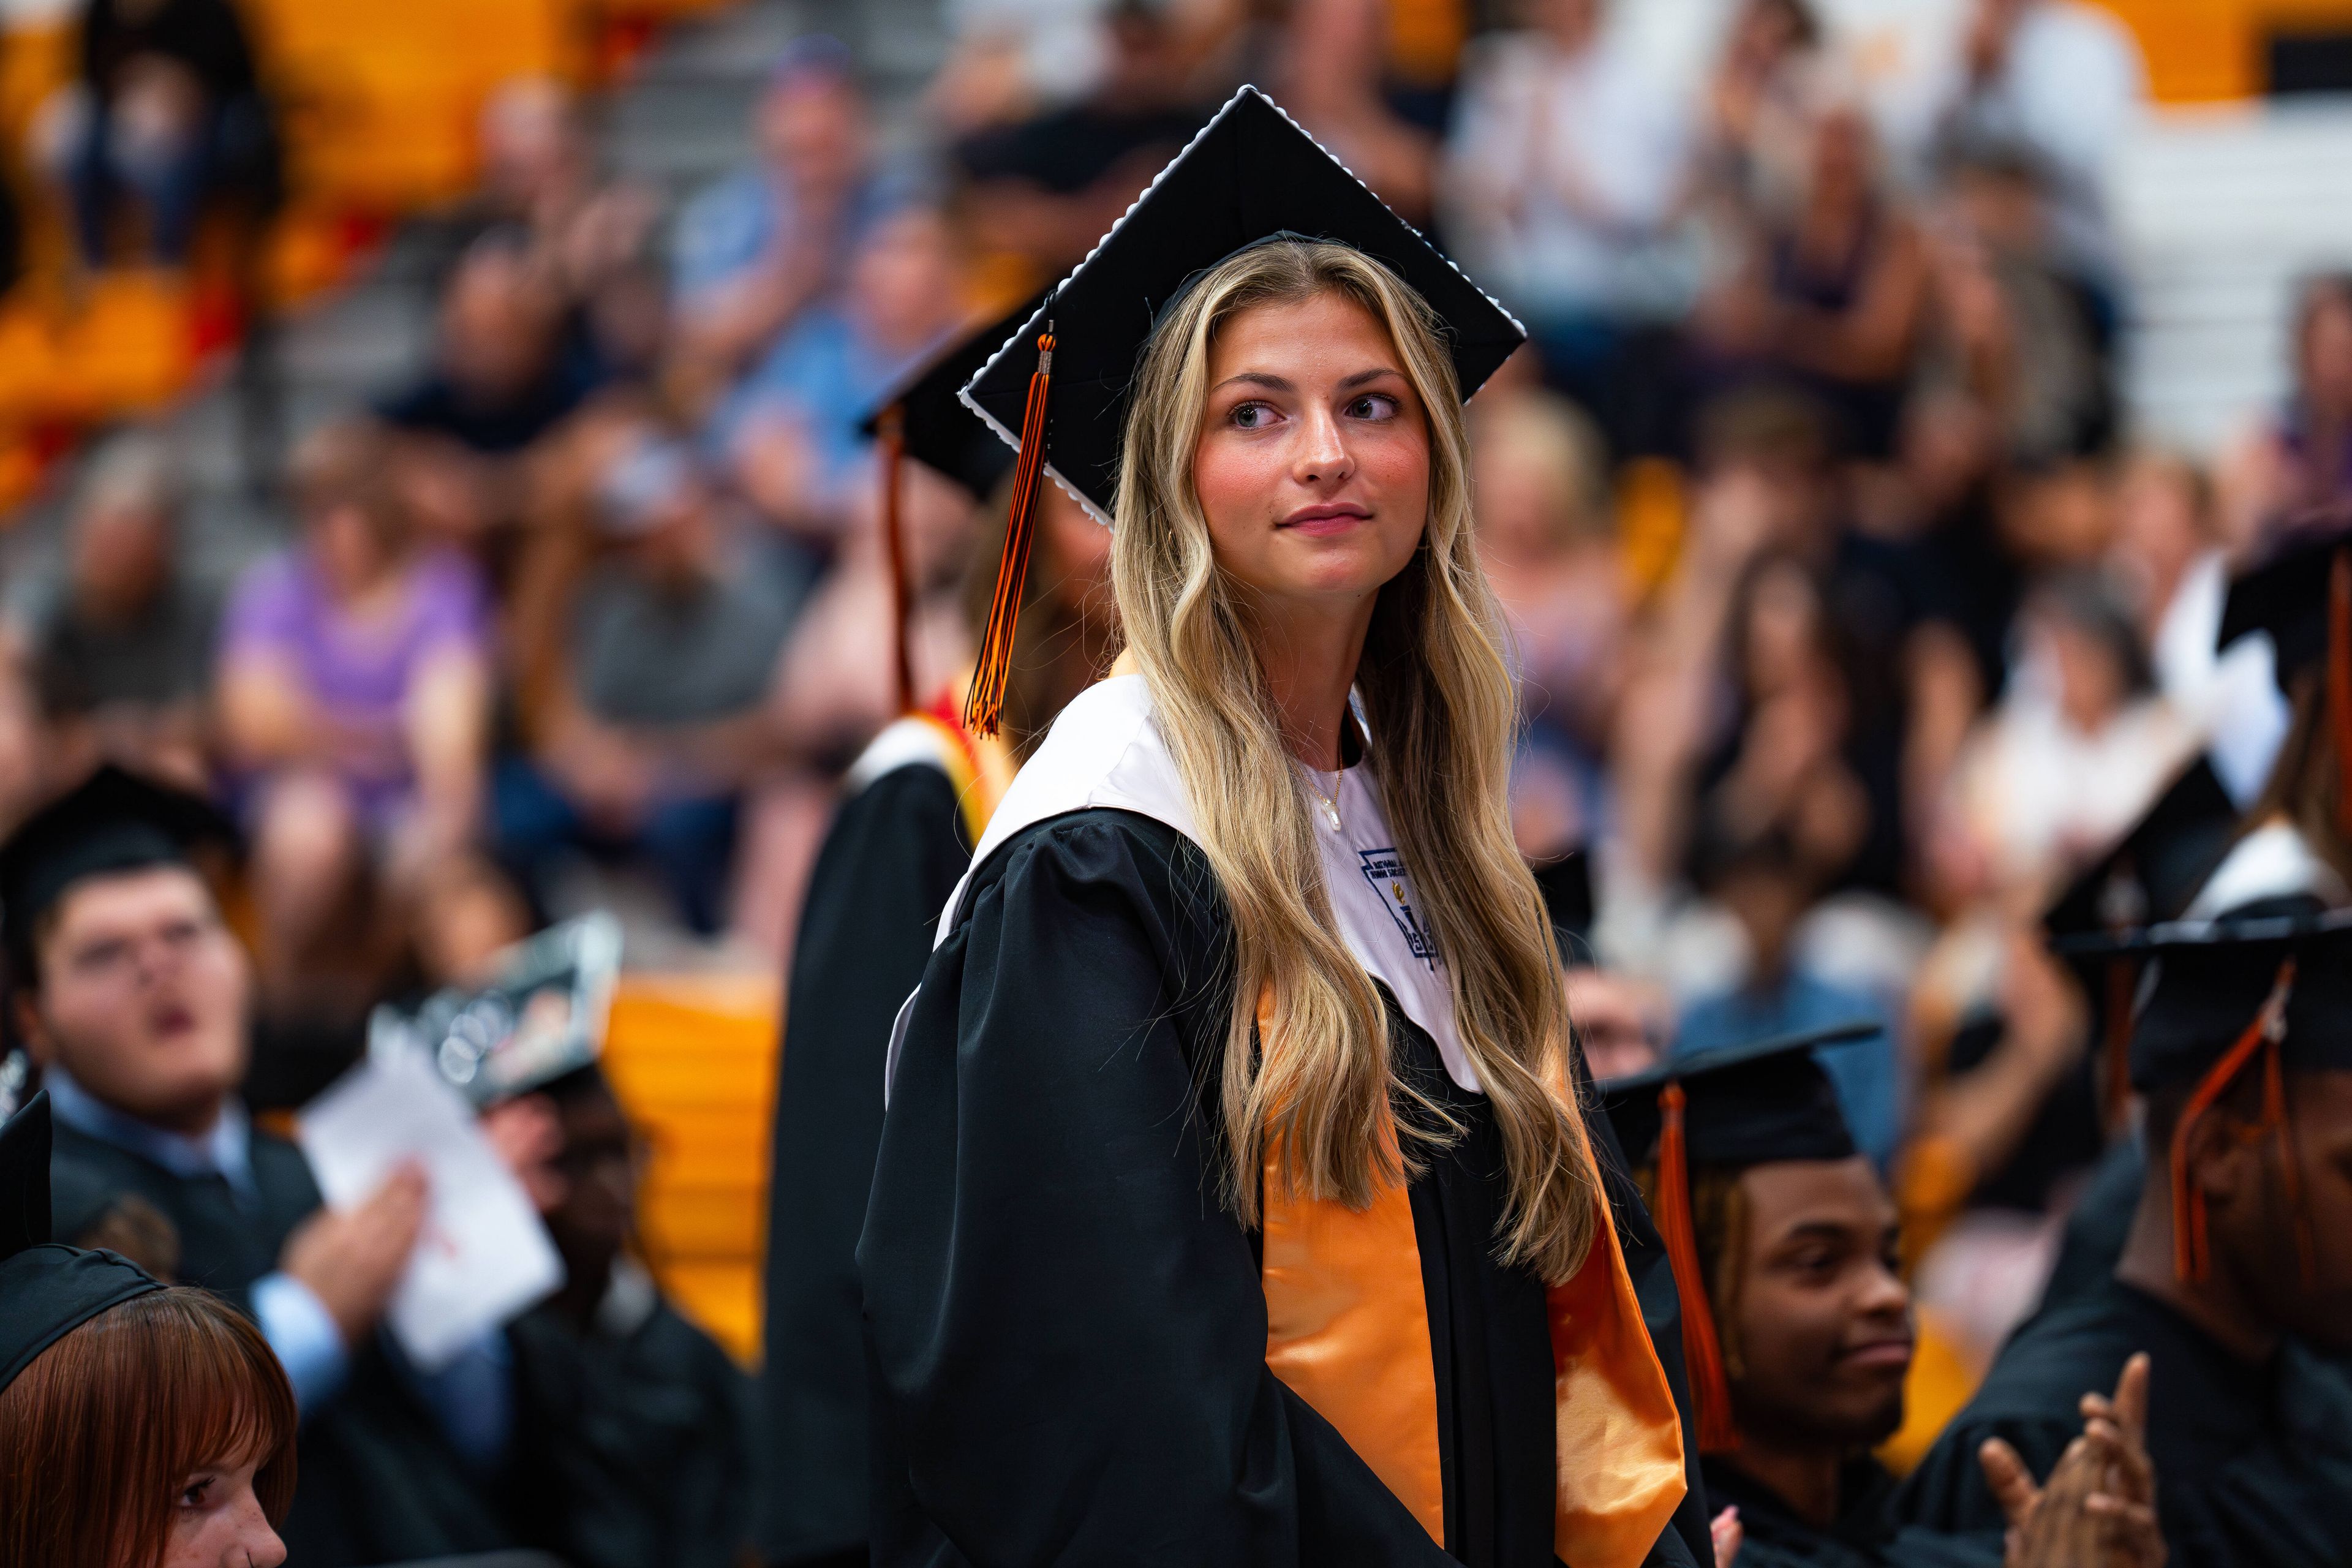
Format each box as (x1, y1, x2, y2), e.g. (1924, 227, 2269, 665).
(2043, 755, 2239, 940)
(1598, 1021, 1873, 1174)
(2217, 519, 2352, 693)
(859, 292, 1048, 501)
(0, 1093, 162, 1389)
(962, 86, 1525, 526)
(1529, 849, 1594, 960)
(0, 766, 236, 979)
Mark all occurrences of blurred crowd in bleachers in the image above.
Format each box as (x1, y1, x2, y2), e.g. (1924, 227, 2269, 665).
(2, 0, 2351, 1440)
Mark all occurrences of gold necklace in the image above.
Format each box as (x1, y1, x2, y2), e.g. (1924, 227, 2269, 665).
(1304, 769, 1343, 831)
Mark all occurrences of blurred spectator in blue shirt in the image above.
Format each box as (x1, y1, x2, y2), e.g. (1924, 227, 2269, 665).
(720, 205, 964, 546)
(670, 37, 923, 413)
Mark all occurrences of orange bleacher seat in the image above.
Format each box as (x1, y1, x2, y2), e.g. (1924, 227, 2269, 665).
(599, 970, 781, 1365)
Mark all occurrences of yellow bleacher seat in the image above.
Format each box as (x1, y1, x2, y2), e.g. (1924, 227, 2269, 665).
(600, 970, 781, 1366)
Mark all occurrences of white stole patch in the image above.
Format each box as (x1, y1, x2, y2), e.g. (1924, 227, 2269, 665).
(887, 675, 1477, 1101)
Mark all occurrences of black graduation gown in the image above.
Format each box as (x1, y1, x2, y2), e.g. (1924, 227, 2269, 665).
(48, 1120, 515, 1566)
(1893, 1276, 2352, 1567)
(762, 756, 973, 1567)
(1700, 1458, 1992, 1568)
(858, 810, 1700, 1568)
(2030, 1134, 2143, 1318)
(507, 1289, 757, 1568)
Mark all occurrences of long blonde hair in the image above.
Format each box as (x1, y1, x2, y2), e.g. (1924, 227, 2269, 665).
(1112, 238, 1598, 1282)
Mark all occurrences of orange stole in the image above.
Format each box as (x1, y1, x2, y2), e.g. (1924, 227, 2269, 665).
(1258, 1069, 1686, 1563)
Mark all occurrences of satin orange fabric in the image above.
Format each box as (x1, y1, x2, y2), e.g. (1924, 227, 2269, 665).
(1256, 998, 1687, 1566)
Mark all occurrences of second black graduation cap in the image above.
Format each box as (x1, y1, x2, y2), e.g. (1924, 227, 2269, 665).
(2217, 518, 2352, 693)
(858, 290, 1049, 501)
(0, 765, 236, 978)
(960, 85, 1526, 526)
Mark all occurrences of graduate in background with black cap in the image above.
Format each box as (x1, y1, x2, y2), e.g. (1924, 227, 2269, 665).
(1, 765, 520, 1564)
(1601, 1028, 2165, 1568)
(1896, 908, 2352, 1566)
(861, 87, 1700, 1566)
(758, 290, 1114, 1568)
(0, 1091, 295, 1567)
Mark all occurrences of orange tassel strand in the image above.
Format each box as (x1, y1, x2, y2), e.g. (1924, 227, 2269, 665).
(964, 326, 1055, 737)
(1656, 1082, 1740, 1453)
(2169, 959, 2294, 1283)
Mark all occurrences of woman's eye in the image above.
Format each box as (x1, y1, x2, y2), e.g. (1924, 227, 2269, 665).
(1231, 401, 1273, 429)
(179, 1477, 212, 1508)
(1348, 394, 1398, 420)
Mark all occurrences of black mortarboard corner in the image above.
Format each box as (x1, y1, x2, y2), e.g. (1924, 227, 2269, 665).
(956, 85, 1526, 734)
(2217, 520, 2352, 843)
(858, 292, 1050, 715)
(1595, 1020, 1876, 1456)
(2059, 905, 2352, 1284)
(0, 764, 236, 983)
(0, 1092, 162, 1390)
(2041, 754, 2240, 1126)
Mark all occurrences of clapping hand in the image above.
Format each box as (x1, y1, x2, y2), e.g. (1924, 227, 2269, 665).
(1984, 1352, 2165, 1568)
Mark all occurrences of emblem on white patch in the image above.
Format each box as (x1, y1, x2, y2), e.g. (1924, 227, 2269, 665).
(1359, 848, 1438, 970)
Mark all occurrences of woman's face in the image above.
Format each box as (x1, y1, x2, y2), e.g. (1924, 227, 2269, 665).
(165, 1455, 285, 1568)
(1191, 292, 1431, 628)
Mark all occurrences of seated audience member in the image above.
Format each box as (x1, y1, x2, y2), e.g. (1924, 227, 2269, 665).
(1691, 96, 1927, 460)
(1602, 1030, 2165, 1568)
(671, 37, 914, 402)
(1, 767, 521, 1564)
(1473, 388, 1627, 860)
(0, 1095, 293, 1568)
(216, 421, 492, 1014)
(59, 0, 279, 269)
(1897, 915, 2352, 1566)
(505, 1065, 753, 1568)
(2220, 273, 2352, 545)
(1, 432, 213, 790)
(378, 232, 603, 544)
(722, 203, 967, 543)
(500, 429, 805, 936)
(1443, 0, 1697, 445)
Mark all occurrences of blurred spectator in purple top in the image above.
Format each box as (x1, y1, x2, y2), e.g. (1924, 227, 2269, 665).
(2220, 274, 2352, 546)
(1696, 0, 1820, 219)
(217, 421, 493, 1013)
(669, 37, 921, 413)
(722, 205, 964, 546)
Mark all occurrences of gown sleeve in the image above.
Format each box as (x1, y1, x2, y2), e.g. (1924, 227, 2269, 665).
(858, 812, 1456, 1566)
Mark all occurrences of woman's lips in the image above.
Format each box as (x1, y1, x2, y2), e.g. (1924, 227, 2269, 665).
(1839, 1338, 1915, 1371)
(1279, 503, 1371, 537)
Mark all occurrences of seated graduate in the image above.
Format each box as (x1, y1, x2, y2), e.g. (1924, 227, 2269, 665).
(0, 766, 519, 1564)
(504, 1061, 755, 1568)
(1895, 908, 2352, 1567)
(858, 88, 1703, 1567)
(0, 1092, 294, 1568)
(1600, 1027, 2164, 1568)
(761, 292, 1115, 1568)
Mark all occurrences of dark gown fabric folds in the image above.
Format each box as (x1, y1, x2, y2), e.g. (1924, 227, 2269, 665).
(761, 758, 973, 1566)
(858, 808, 1703, 1568)
(1894, 1276, 2352, 1568)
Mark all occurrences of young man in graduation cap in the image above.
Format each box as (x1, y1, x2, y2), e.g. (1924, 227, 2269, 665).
(1895, 907, 2352, 1567)
(1600, 1026, 2165, 1568)
(1, 765, 521, 1564)
(760, 288, 1113, 1568)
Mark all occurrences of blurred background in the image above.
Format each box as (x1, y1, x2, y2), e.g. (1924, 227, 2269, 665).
(0, 0, 2348, 1446)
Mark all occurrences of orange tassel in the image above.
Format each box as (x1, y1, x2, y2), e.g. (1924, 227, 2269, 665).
(2170, 959, 2294, 1283)
(1656, 1082, 1740, 1454)
(963, 327, 1055, 737)
(2329, 551, 2352, 841)
(878, 403, 915, 716)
